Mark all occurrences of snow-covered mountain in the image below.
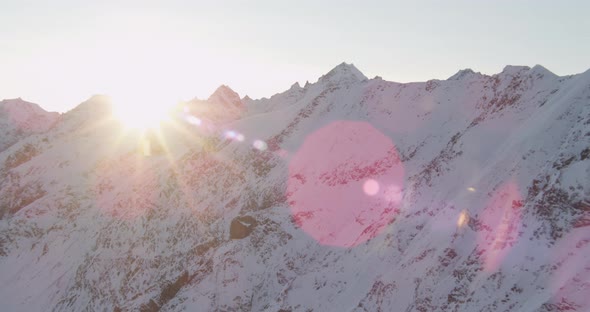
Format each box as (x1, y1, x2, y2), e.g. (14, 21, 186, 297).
(0, 63, 589, 311)
(0, 98, 60, 152)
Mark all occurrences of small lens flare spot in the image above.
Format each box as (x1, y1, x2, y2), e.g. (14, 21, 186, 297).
(225, 130, 236, 139)
(186, 116, 202, 126)
(236, 133, 245, 142)
(457, 210, 469, 228)
(363, 179, 380, 196)
(253, 140, 267, 151)
(467, 187, 476, 192)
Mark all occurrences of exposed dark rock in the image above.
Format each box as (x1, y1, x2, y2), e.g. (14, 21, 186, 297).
(139, 299, 159, 312)
(230, 215, 257, 239)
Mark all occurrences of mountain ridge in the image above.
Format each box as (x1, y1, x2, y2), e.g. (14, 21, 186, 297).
(0, 62, 589, 311)
(5, 62, 586, 113)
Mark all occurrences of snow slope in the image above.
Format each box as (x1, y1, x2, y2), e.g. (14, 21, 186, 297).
(0, 63, 588, 311)
(0, 98, 60, 152)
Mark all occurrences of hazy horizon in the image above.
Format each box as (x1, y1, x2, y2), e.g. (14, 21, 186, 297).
(2, 0, 590, 112)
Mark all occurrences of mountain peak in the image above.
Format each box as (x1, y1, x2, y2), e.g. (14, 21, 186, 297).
(0, 98, 59, 135)
(210, 85, 238, 97)
(500, 65, 531, 77)
(529, 64, 557, 79)
(319, 62, 368, 84)
(289, 82, 302, 91)
(208, 85, 242, 107)
(448, 68, 478, 80)
(0, 98, 55, 116)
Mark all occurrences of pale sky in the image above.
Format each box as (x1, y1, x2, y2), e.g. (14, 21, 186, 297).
(1, 0, 589, 112)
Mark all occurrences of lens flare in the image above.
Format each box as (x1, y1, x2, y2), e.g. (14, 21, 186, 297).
(225, 131, 236, 139)
(476, 181, 522, 272)
(185, 115, 202, 126)
(253, 140, 267, 151)
(287, 121, 404, 248)
(363, 179, 380, 196)
(457, 210, 469, 228)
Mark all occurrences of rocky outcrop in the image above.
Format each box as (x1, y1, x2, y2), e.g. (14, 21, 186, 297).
(229, 216, 257, 239)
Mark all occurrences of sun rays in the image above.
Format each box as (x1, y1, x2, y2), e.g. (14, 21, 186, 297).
(95, 94, 275, 221)
(111, 93, 174, 132)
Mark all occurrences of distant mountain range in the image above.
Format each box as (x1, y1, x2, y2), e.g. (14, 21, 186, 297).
(0, 63, 588, 311)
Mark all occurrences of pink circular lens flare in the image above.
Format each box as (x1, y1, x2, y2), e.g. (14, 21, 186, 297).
(475, 180, 522, 272)
(363, 179, 380, 196)
(287, 121, 404, 248)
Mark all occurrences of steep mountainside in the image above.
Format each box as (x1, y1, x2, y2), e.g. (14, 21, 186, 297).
(0, 98, 60, 152)
(0, 63, 589, 311)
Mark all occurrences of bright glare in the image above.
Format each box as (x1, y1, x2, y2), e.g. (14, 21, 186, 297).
(457, 210, 469, 228)
(253, 140, 267, 151)
(363, 179, 380, 196)
(112, 92, 174, 130)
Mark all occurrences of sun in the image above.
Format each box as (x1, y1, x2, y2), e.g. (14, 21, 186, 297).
(111, 93, 174, 131)
(113, 103, 170, 130)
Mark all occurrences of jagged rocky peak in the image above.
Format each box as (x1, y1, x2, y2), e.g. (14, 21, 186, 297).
(208, 85, 242, 107)
(319, 62, 368, 84)
(499, 65, 531, 77)
(494, 64, 561, 81)
(448, 68, 479, 80)
(448, 65, 558, 82)
(289, 82, 302, 91)
(529, 64, 558, 79)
